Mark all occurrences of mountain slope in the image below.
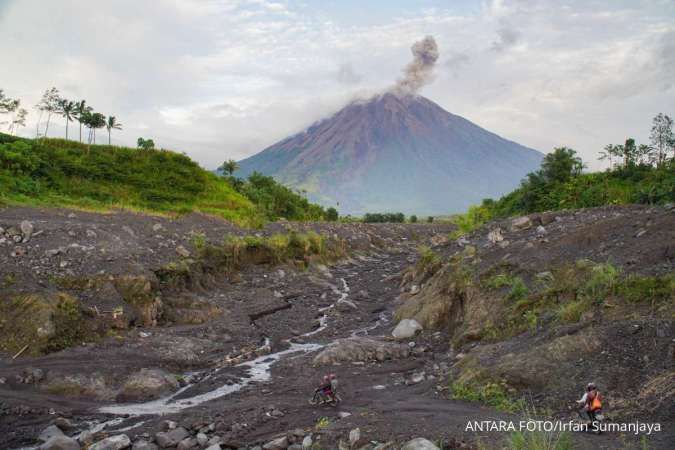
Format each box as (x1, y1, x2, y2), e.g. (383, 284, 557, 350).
(237, 93, 543, 215)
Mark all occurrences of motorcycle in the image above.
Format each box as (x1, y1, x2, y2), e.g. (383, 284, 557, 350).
(310, 388, 342, 406)
(575, 407, 605, 434)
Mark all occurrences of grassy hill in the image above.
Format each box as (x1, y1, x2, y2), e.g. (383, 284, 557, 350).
(0, 133, 328, 226)
(451, 147, 674, 236)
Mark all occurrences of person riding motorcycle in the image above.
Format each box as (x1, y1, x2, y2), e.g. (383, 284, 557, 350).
(312, 373, 339, 404)
(312, 375, 333, 403)
(577, 382, 602, 423)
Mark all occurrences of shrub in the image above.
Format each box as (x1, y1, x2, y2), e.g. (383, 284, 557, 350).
(617, 273, 674, 304)
(450, 204, 492, 238)
(451, 380, 524, 413)
(325, 207, 339, 221)
(581, 263, 620, 303)
(362, 212, 406, 223)
(557, 299, 590, 323)
(416, 245, 441, 274)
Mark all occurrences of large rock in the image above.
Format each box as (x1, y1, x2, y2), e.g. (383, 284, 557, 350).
(510, 216, 532, 231)
(39, 425, 65, 443)
(262, 436, 288, 450)
(20, 220, 34, 242)
(116, 368, 179, 402)
(313, 337, 410, 365)
(176, 437, 198, 450)
(401, 438, 440, 450)
(40, 435, 80, 450)
(392, 319, 423, 340)
(156, 428, 190, 449)
(132, 441, 158, 450)
(89, 435, 131, 450)
(487, 228, 504, 243)
(42, 373, 115, 401)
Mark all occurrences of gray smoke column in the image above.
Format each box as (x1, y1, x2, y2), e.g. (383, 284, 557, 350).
(393, 36, 439, 95)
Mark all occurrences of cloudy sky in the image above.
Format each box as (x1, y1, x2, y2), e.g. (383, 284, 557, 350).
(1, 0, 673, 170)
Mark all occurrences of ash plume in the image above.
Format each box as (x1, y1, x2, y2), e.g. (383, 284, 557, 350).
(393, 36, 439, 95)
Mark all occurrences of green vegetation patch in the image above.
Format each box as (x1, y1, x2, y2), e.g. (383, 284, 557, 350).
(0, 292, 102, 355)
(451, 379, 525, 413)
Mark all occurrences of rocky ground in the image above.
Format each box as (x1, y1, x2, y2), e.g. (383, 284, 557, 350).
(0, 205, 673, 450)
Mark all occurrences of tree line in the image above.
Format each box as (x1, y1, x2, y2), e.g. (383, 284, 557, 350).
(599, 113, 674, 168)
(0, 87, 123, 145)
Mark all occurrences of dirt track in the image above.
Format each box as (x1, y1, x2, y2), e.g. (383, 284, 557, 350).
(0, 206, 673, 449)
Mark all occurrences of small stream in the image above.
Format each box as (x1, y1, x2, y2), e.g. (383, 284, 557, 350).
(94, 276, 357, 426)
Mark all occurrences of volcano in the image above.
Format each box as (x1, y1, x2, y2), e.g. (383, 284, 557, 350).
(236, 93, 543, 215)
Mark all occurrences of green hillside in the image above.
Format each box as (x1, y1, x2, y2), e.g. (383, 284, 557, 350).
(0, 133, 328, 226)
(451, 147, 675, 236)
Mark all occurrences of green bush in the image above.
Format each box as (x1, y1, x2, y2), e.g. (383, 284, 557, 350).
(235, 171, 327, 221)
(507, 278, 529, 302)
(450, 204, 493, 238)
(451, 380, 524, 413)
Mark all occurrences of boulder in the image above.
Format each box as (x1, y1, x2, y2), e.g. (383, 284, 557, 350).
(487, 228, 504, 243)
(53, 417, 75, 431)
(39, 425, 65, 443)
(392, 319, 423, 340)
(20, 220, 34, 241)
(156, 428, 190, 449)
(40, 435, 80, 450)
(89, 434, 132, 450)
(349, 428, 361, 447)
(132, 440, 158, 450)
(262, 436, 288, 450)
(117, 368, 179, 402)
(313, 337, 410, 365)
(176, 437, 198, 450)
(204, 446, 222, 450)
(401, 438, 440, 450)
(78, 431, 95, 447)
(196, 433, 209, 447)
(510, 216, 532, 231)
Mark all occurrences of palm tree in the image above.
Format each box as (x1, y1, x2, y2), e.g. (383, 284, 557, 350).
(219, 159, 239, 176)
(105, 116, 123, 145)
(74, 100, 90, 143)
(58, 99, 76, 140)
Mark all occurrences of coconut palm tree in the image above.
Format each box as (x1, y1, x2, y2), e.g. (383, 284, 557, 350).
(219, 159, 239, 176)
(74, 100, 90, 143)
(105, 116, 123, 145)
(58, 99, 76, 140)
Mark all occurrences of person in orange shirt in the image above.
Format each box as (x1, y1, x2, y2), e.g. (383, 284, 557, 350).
(577, 382, 603, 423)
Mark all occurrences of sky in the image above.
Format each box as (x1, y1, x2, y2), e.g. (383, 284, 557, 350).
(1, 0, 674, 171)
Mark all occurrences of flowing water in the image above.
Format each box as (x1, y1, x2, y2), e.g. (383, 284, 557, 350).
(93, 277, 357, 427)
